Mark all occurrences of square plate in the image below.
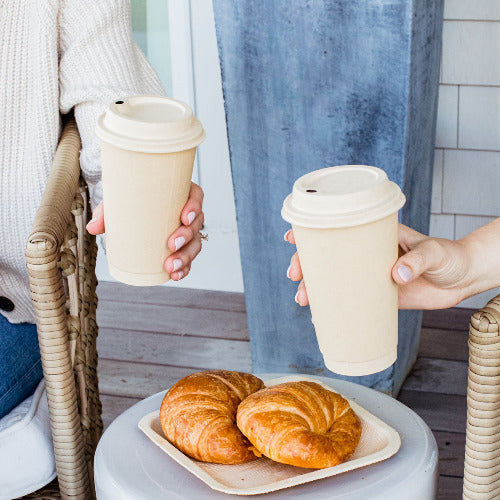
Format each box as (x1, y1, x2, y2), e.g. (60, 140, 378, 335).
(138, 375, 401, 496)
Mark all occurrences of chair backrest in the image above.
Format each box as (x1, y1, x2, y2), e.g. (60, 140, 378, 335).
(464, 295, 500, 499)
(25, 118, 102, 499)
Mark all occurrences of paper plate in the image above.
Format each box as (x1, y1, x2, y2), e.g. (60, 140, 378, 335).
(138, 375, 401, 496)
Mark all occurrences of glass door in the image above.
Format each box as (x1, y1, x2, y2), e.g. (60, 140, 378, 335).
(131, 0, 172, 96)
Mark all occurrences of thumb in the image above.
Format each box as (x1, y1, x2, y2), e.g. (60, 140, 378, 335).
(392, 239, 444, 285)
(86, 201, 105, 235)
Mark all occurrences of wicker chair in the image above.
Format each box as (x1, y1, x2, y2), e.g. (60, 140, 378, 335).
(20, 117, 102, 499)
(464, 295, 500, 499)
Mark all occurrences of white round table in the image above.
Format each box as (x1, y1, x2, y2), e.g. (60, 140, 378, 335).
(94, 374, 438, 499)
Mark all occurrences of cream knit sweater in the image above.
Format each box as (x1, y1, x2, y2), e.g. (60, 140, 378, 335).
(0, 0, 164, 324)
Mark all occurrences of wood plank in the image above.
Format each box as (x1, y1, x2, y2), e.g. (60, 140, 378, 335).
(97, 281, 246, 313)
(438, 475, 463, 500)
(97, 328, 252, 372)
(100, 394, 141, 430)
(98, 359, 197, 399)
(422, 308, 474, 332)
(397, 390, 466, 433)
(402, 357, 467, 396)
(419, 327, 468, 361)
(434, 431, 465, 478)
(97, 300, 249, 340)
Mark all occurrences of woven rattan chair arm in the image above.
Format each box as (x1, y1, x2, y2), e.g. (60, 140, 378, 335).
(26, 119, 81, 259)
(464, 293, 500, 499)
(24, 117, 94, 499)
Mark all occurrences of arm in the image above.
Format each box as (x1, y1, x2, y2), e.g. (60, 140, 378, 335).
(59, 1, 205, 280)
(58, 0, 164, 209)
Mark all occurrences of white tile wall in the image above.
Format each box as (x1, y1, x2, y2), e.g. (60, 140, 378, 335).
(436, 86, 458, 148)
(459, 86, 500, 150)
(444, 0, 500, 21)
(442, 149, 500, 216)
(430, 0, 500, 307)
(441, 21, 500, 85)
(455, 214, 496, 239)
(431, 149, 443, 212)
(429, 214, 455, 240)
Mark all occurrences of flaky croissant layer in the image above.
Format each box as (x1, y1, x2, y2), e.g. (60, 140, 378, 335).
(160, 370, 265, 464)
(236, 381, 362, 469)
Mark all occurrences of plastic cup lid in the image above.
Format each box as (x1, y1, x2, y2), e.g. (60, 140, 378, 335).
(96, 95, 206, 153)
(281, 165, 406, 228)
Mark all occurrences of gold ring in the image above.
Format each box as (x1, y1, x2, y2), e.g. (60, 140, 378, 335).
(200, 232, 209, 241)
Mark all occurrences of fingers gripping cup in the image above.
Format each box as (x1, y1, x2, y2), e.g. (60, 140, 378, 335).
(282, 166, 406, 376)
(96, 96, 205, 286)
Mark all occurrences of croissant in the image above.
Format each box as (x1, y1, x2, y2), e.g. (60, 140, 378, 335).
(159, 370, 265, 464)
(236, 381, 362, 469)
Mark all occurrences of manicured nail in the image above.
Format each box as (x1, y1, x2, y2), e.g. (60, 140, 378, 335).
(187, 211, 196, 225)
(173, 259, 183, 272)
(88, 217, 98, 224)
(177, 270, 184, 279)
(174, 236, 186, 251)
(284, 229, 291, 241)
(397, 265, 412, 283)
(294, 290, 300, 304)
(286, 264, 292, 279)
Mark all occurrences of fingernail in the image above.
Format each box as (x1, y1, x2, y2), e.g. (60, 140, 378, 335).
(294, 290, 301, 304)
(286, 264, 292, 279)
(284, 230, 291, 241)
(397, 265, 412, 283)
(174, 236, 186, 251)
(88, 217, 98, 224)
(177, 270, 184, 279)
(173, 259, 183, 272)
(187, 211, 196, 225)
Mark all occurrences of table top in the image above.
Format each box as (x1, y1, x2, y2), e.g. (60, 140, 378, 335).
(94, 373, 438, 500)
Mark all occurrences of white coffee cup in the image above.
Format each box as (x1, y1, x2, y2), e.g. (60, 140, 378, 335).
(96, 96, 205, 286)
(282, 165, 406, 376)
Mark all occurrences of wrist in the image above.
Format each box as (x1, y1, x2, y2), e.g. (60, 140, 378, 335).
(459, 235, 493, 298)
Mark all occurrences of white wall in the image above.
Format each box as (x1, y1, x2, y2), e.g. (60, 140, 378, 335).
(431, 0, 500, 308)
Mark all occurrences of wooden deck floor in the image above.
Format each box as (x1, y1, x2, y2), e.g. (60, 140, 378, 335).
(96, 281, 471, 500)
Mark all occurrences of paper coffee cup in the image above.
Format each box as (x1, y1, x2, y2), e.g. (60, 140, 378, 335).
(282, 166, 405, 376)
(96, 96, 205, 286)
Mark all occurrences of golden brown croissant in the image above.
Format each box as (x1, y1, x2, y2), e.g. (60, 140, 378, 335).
(159, 370, 265, 464)
(236, 381, 362, 469)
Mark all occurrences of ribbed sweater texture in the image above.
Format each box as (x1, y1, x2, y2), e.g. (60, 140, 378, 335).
(0, 0, 164, 323)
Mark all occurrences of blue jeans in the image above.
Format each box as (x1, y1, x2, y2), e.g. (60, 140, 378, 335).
(0, 314, 43, 418)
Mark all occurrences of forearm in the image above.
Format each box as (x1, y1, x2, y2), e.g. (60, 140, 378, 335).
(59, 0, 165, 209)
(460, 217, 500, 297)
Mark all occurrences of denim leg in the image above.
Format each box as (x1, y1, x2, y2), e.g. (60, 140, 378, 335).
(0, 314, 43, 418)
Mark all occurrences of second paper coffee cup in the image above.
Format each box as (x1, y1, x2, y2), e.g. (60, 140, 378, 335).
(282, 165, 406, 376)
(96, 95, 205, 286)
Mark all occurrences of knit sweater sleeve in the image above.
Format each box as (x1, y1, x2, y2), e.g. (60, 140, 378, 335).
(58, 0, 165, 209)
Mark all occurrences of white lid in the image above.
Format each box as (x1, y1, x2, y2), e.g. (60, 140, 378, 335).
(281, 165, 405, 228)
(96, 95, 206, 153)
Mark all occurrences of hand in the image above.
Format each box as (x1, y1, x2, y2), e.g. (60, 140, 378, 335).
(285, 224, 476, 310)
(87, 182, 205, 281)
(284, 229, 310, 306)
(391, 224, 474, 309)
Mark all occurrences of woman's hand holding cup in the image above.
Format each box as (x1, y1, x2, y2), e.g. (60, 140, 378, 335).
(87, 181, 205, 282)
(286, 223, 482, 310)
(284, 229, 309, 306)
